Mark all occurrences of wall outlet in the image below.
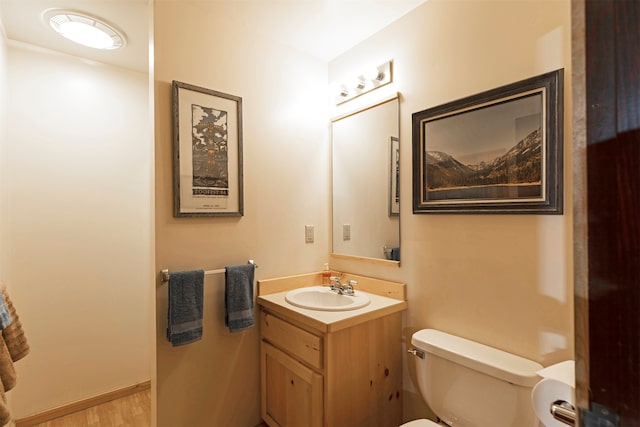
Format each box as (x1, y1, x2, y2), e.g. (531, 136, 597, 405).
(305, 225, 314, 243)
(343, 224, 351, 241)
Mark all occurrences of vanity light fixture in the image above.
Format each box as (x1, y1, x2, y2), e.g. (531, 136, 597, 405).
(334, 60, 393, 105)
(44, 9, 126, 50)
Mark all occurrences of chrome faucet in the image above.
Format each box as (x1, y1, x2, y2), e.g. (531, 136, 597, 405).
(329, 276, 342, 293)
(329, 276, 358, 296)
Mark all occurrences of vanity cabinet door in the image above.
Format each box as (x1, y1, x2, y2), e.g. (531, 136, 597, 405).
(261, 342, 323, 427)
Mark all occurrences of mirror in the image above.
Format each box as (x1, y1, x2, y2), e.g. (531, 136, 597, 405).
(331, 96, 400, 263)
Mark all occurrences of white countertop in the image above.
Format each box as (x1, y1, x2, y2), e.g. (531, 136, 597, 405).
(258, 287, 407, 334)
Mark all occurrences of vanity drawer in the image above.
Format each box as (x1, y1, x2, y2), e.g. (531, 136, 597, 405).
(261, 311, 323, 370)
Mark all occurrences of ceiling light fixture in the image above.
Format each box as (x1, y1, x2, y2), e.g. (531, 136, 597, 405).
(333, 60, 393, 105)
(44, 9, 126, 50)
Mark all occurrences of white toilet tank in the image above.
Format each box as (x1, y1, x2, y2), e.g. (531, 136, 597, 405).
(411, 329, 543, 427)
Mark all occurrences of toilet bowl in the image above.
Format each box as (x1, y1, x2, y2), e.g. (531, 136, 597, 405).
(402, 329, 543, 427)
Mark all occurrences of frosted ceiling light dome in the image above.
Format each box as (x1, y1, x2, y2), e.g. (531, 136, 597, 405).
(45, 10, 126, 50)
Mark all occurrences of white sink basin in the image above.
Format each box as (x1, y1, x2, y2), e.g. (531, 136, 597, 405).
(285, 286, 370, 311)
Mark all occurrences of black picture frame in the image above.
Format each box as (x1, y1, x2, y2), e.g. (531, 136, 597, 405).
(412, 69, 563, 214)
(172, 81, 243, 217)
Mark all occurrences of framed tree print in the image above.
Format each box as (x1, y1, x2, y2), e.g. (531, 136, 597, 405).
(172, 81, 243, 217)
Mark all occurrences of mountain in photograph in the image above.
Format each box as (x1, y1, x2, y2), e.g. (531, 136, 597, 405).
(425, 127, 542, 190)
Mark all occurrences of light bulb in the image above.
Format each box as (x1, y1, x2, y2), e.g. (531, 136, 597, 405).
(348, 77, 366, 91)
(364, 67, 383, 81)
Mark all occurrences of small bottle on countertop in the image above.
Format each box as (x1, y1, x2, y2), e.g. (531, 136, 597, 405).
(322, 263, 331, 285)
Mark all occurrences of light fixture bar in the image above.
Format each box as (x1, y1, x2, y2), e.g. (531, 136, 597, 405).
(334, 60, 393, 105)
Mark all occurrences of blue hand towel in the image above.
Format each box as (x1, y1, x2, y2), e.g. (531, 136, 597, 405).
(391, 247, 400, 261)
(166, 270, 204, 346)
(225, 264, 255, 333)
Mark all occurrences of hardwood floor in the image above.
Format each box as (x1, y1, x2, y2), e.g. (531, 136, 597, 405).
(23, 388, 268, 427)
(31, 389, 151, 427)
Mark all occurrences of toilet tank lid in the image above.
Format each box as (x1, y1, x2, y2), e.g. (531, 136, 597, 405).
(411, 329, 544, 387)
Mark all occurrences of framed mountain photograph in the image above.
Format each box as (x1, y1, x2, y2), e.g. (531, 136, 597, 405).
(412, 69, 563, 214)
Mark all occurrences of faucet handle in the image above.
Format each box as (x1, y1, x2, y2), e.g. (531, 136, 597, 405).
(344, 280, 358, 295)
(329, 276, 341, 289)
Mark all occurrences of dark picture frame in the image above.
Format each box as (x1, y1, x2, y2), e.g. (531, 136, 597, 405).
(172, 81, 243, 217)
(412, 69, 563, 214)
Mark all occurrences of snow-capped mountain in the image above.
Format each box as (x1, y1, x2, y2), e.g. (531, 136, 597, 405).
(425, 128, 542, 189)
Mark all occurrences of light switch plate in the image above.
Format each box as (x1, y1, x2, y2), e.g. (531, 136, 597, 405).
(305, 225, 314, 243)
(343, 224, 351, 241)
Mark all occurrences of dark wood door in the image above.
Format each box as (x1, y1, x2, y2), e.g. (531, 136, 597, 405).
(583, 0, 640, 425)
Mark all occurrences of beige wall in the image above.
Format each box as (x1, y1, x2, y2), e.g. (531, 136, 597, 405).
(0, 15, 7, 282)
(2, 44, 152, 418)
(328, 0, 573, 421)
(153, 2, 329, 426)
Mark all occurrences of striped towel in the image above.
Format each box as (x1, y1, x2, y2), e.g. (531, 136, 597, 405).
(0, 294, 11, 330)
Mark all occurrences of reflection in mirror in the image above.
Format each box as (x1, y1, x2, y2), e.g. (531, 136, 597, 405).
(331, 96, 400, 263)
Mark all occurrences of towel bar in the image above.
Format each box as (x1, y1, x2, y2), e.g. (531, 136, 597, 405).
(160, 260, 258, 283)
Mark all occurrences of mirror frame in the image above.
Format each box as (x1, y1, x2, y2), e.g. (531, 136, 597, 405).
(330, 94, 401, 267)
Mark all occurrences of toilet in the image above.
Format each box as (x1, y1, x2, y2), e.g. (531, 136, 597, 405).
(403, 329, 544, 427)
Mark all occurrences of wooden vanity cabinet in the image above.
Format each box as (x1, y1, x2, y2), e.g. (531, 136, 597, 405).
(260, 309, 402, 427)
(261, 311, 324, 427)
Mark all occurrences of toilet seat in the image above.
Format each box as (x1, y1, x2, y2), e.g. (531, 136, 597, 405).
(400, 419, 440, 427)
